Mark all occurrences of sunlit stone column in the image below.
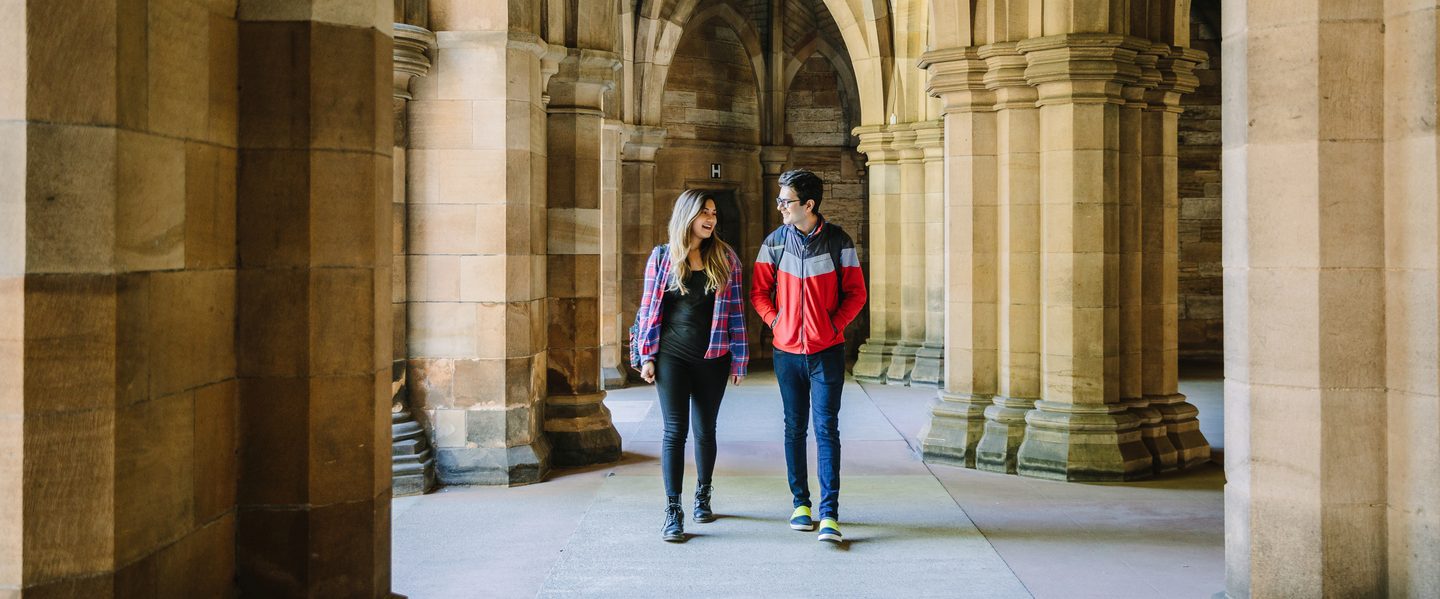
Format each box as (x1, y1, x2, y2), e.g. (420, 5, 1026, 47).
(852, 126, 900, 383)
(886, 125, 925, 384)
(1143, 45, 1210, 469)
(918, 49, 996, 467)
(1014, 34, 1150, 481)
(1225, 0, 1389, 594)
(407, 16, 550, 485)
(541, 49, 622, 466)
(910, 122, 946, 387)
(1122, 43, 1177, 475)
(975, 42, 1040, 474)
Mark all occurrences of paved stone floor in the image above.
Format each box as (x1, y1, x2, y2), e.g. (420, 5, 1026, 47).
(393, 366, 1225, 598)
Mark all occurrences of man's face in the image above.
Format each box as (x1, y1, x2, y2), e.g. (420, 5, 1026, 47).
(777, 185, 808, 226)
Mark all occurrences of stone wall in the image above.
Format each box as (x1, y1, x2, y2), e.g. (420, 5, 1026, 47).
(1177, 10, 1223, 362)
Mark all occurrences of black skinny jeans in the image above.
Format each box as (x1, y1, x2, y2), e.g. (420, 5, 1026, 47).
(655, 352, 731, 498)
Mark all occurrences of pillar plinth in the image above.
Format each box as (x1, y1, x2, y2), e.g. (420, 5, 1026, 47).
(918, 48, 996, 465)
(975, 397, 1032, 474)
(919, 391, 989, 468)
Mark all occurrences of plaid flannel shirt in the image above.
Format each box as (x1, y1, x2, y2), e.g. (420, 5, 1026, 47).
(629, 244, 749, 377)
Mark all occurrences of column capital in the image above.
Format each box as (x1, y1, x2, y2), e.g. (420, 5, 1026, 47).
(980, 42, 1037, 109)
(621, 125, 666, 162)
(912, 120, 945, 153)
(1146, 45, 1205, 112)
(1018, 33, 1143, 107)
(547, 48, 622, 111)
(854, 125, 897, 161)
(920, 47, 995, 114)
(889, 124, 922, 162)
(760, 145, 792, 175)
(393, 23, 436, 101)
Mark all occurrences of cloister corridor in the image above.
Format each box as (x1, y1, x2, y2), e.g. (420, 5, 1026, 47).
(392, 367, 1225, 598)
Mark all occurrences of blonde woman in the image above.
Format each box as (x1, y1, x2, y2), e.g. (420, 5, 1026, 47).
(629, 189, 749, 542)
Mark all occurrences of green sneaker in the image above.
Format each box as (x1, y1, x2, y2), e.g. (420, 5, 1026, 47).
(817, 518, 842, 543)
(789, 506, 815, 531)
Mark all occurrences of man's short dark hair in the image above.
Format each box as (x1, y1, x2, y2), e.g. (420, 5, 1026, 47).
(779, 169, 825, 214)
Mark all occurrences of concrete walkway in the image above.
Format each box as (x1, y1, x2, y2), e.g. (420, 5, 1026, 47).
(393, 369, 1225, 598)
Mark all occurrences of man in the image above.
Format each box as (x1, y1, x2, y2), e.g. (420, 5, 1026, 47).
(750, 169, 868, 543)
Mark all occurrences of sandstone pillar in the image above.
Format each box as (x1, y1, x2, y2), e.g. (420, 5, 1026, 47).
(541, 50, 623, 466)
(600, 120, 628, 388)
(2, 2, 249, 594)
(975, 42, 1041, 474)
(910, 122, 947, 387)
(390, 19, 437, 497)
(1121, 44, 1177, 476)
(886, 125, 925, 384)
(757, 145, 792, 365)
(917, 49, 996, 467)
(852, 126, 900, 382)
(1382, 2, 1440, 593)
(1143, 45, 1210, 469)
(620, 126, 667, 370)
(234, 3, 395, 594)
(407, 11, 550, 485)
(1014, 35, 1150, 481)
(1225, 0, 1389, 594)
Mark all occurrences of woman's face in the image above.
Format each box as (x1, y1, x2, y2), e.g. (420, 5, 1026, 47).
(691, 199, 718, 241)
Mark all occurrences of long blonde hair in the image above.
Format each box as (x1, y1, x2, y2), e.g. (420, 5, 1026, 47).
(666, 189, 733, 295)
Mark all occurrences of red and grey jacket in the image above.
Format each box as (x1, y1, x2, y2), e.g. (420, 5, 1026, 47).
(750, 218, 868, 355)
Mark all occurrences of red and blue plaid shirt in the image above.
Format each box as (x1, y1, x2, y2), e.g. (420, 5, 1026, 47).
(630, 244, 749, 377)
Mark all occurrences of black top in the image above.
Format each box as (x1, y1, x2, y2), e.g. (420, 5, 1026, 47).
(659, 270, 716, 363)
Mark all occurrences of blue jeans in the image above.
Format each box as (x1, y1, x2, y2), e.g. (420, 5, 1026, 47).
(773, 344, 845, 520)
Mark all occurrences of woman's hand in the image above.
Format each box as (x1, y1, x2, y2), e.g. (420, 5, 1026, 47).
(731, 374, 745, 385)
(640, 361, 656, 384)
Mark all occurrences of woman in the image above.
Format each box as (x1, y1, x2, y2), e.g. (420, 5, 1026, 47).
(629, 189, 749, 543)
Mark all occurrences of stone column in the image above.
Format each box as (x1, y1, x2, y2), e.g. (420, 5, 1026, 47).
(234, 4, 395, 595)
(917, 49, 996, 467)
(407, 17, 550, 485)
(620, 126, 667, 370)
(885, 125, 925, 384)
(390, 22, 438, 497)
(910, 122, 946, 387)
(975, 42, 1040, 474)
(852, 126, 899, 383)
(1014, 35, 1150, 481)
(599, 120, 628, 388)
(758, 145, 792, 365)
(541, 49, 622, 466)
(1225, 1, 1389, 594)
(1143, 45, 1210, 469)
(1122, 43, 1177, 476)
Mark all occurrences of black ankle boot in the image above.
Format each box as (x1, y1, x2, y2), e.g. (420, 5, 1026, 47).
(662, 502, 685, 542)
(693, 484, 714, 523)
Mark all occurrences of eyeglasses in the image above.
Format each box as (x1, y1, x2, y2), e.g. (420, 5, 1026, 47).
(775, 197, 801, 208)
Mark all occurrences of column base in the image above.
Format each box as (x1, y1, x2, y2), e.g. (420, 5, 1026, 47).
(1127, 398, 1179, 475)
(919, 391, 989, 468)
(1149, 393, 1211, 469)
(544, 392, 623, 467)
(852, 340, 895, 383)
(885, 343, 920, 385)
(910, 345, 944, 387)
(601, 365, 628, 390)
(435, 436, 552, 486)
(976, 396, 1035, 474)
(1016, 401, 1153, 481)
